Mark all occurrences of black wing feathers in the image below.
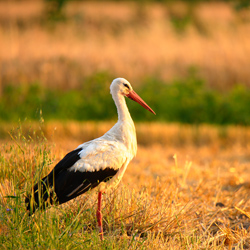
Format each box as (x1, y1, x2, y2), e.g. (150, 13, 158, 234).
(55, 167, 118, 204)
(52, 148, 82, 173)
(25, 147, 119, 214)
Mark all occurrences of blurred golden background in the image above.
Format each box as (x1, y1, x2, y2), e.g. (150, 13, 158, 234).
(1, 0, 250, 124)
(1, 0, 250, 90)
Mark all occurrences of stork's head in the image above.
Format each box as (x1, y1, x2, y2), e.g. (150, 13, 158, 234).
(110, 78, 156, 115)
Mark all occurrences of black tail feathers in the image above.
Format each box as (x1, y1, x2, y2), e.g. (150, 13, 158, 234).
(25, 177, 58, 215)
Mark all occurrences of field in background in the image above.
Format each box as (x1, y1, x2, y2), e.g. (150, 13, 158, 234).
(0, 121, 250, 249)
(1, 1, 250, 125)
(1, 120, 250, 147)
(0, 1, 250, 91)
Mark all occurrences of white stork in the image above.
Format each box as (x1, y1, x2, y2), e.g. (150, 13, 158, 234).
(25, 78, 155, 239)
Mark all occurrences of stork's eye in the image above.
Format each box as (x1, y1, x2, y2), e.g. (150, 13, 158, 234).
(123, 83, 130, 89)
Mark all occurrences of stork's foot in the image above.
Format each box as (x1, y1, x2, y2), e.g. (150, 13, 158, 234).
(97, 192, 104, 240)
(98, 221, 104, 240)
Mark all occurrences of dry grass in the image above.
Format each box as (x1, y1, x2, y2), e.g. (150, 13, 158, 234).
(0, 121, 249, 248)
(0, 1, 250, 91)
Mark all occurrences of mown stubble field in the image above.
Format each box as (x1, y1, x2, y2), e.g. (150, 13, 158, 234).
(0, 122, 250, 249)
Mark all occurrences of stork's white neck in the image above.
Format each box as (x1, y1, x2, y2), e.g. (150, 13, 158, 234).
(112, 92, 132, 122)
(109, 90, 137, 157)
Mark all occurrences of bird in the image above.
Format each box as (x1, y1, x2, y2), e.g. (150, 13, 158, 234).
(25, 78, 155, 240)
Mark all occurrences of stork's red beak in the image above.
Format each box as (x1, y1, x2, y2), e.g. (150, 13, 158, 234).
(126, 90, 156, 115)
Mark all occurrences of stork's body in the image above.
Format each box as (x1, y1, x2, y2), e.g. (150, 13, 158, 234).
(25, 78, 155, 239)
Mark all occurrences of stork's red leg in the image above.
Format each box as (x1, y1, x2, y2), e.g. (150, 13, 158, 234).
(96, 191, 104, 240)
